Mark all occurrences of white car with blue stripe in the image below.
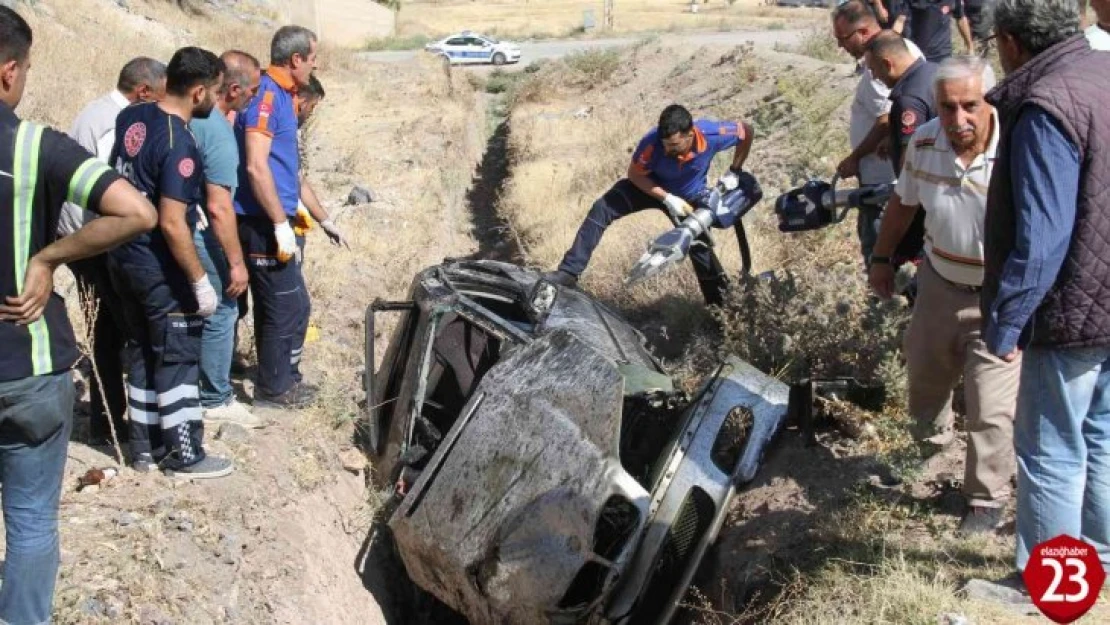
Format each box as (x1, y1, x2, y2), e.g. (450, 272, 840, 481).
(424, 32, 522, 65)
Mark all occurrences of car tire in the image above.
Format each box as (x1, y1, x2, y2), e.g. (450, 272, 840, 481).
(492, 52, 507, 66)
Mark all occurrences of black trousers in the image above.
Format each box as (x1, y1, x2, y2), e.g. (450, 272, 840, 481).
(109, 256, 206, 470)
(238, 216, 311, 397)
(68, 254, 128, 442)
(557, 179, 729, 306)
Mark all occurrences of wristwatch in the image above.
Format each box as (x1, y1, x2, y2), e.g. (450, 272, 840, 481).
(870, 255, 891, 265)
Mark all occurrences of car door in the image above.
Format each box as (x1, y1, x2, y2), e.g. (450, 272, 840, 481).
(441, 37, 468, 63)
(462, 37, 490, 63)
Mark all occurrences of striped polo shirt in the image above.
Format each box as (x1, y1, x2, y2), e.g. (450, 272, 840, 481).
(0, 102, 120, 381)
(895, 112, 999, 286)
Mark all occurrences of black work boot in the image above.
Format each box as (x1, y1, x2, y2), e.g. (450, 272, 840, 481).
(254, 383, 318, 410)
(542, 269, 578, 288)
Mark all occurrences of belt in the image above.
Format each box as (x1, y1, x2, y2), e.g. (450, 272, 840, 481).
(937, 272, 982, 293)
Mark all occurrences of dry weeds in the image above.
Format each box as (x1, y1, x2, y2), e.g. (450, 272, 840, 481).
(396, 0, 826, 40)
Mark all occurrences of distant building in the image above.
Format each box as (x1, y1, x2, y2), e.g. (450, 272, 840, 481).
(279, 0, 396, 46)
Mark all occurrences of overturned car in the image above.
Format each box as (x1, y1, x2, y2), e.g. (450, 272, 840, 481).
(363, 260, 788, 625)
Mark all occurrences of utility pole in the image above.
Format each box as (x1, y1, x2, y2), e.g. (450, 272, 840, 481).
(603, 0, 614, 30)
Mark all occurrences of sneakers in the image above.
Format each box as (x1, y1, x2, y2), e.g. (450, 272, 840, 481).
(958, 505, 1006, 535)
(131, 452, 157, 473)
(165, 454, 235, 480)
(203, 399, 264, 429)
(254, 383, 318, 410)
(541, 269, 578, 288)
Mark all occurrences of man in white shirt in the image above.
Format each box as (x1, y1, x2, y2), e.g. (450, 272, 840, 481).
(868, 56, 1019, 535)
(832, 0, 923, 266)
(63, 57, 165, 445)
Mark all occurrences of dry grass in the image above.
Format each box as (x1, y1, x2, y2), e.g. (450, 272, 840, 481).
(396, 0, 827, 39)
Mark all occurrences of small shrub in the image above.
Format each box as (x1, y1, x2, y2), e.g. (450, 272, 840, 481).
(795, 27, 844, 64)
(716, 264, 909, 399)
(563, 48, 623, 86)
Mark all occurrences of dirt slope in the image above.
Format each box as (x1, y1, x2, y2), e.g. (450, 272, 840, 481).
(0, 2, 493, 623)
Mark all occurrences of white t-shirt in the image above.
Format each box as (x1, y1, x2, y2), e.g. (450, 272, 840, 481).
(895, 113, 1000, 286)
(849, 39, 923, 185)
(57, 90, 130, 237)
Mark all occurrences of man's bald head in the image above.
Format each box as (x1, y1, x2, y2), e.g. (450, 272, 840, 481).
(219, 50, 262, 113)
(832, 0, 882, 59)
(866, 30, 916, 88)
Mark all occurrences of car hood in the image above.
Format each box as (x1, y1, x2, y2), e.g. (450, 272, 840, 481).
(389, 329, 649, 625)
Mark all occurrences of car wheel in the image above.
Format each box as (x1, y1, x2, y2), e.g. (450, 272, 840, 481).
(492, 52, 507, 66)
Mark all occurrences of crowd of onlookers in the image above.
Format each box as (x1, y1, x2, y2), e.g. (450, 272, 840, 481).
(0, 6, 350, 620)
(834, 0, 1110, 597)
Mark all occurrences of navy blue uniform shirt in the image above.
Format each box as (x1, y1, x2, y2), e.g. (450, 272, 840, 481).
(108, 102, 202, 271)
(889, 58, 938, 176)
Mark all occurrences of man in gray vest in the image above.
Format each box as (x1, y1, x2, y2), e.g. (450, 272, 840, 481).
(982, 0, 1110, 574)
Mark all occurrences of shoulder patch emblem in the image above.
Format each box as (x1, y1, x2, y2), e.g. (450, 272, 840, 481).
(123, 122, 146, 158)
(178, 157, 195, 178)
(901, 110, 918, 134)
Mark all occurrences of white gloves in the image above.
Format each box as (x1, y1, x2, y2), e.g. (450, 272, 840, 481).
(319, 218, 350, 249)
(274, 221, 298, 263)
(192, 275, 218, 317)
(718, 170, 741, 191)
(662, 193, 692, 221)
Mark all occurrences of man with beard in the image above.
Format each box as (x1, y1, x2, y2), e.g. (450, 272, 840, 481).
(109, 46, 234, 478)
(869, 56, 1019, 535)
(60, 56, 165, 446)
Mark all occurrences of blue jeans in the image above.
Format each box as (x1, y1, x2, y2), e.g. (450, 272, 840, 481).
(195, 229, 239, 408)
(1016, 346, 1110, 572)
(0, 372, 75, 625)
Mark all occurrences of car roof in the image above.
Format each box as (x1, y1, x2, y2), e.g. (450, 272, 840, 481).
(447, 31, 489, 40)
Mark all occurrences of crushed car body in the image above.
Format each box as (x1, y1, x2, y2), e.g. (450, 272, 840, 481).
(363, 259, 789, 625)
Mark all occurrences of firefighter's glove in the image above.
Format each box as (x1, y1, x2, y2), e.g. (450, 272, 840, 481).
(274, 221, 298, 263)
(662, 193, 692, 221)
(320, 218, 350, 250)
(717, 170, 741, 191)
(193, 275, 219, 317)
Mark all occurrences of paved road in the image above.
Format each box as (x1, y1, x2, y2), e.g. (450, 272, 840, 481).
(358, 28, 809, 66)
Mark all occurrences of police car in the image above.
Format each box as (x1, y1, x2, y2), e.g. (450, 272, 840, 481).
(424, 31, 522, 65)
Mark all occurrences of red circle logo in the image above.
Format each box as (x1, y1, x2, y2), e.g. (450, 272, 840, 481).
(178, 157, 195, 178)
(1025, 535, 1105, 623)
(123, 122, 146, 158)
